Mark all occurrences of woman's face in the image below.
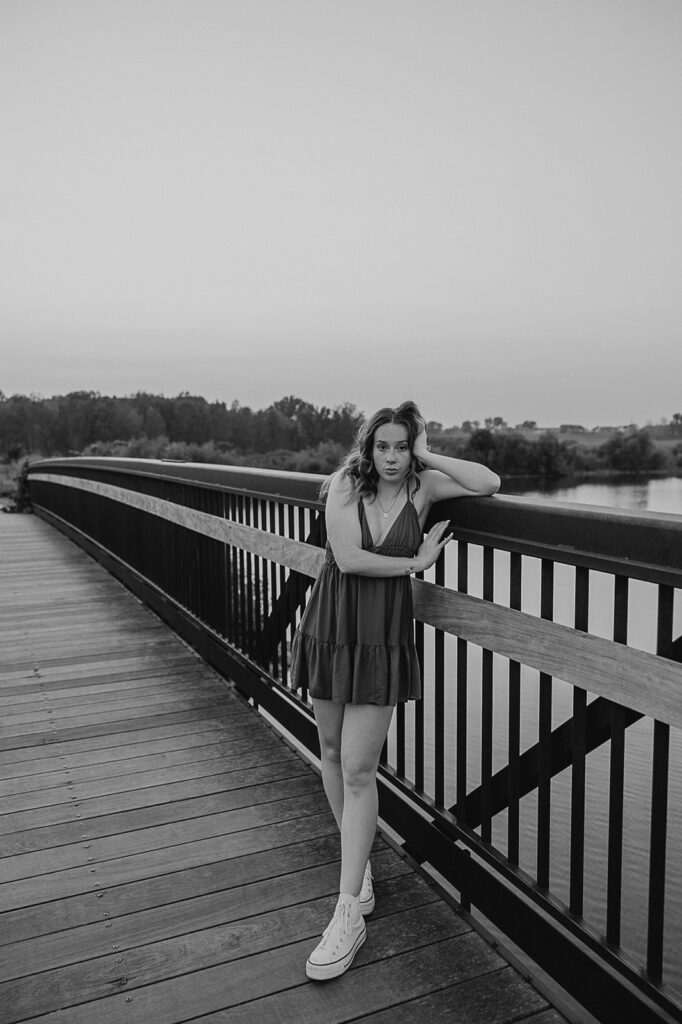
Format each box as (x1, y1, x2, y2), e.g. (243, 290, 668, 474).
(372, 422, 411, 484)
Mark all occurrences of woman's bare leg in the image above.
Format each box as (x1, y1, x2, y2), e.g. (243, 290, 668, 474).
(339, 703, 394, 897)
(312, 698, 345, 829)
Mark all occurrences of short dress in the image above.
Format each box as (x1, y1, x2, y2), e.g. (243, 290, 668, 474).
(289, 496, 422, 705)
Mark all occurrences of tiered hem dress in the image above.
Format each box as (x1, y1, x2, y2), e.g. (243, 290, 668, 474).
(290, 497, 422, 706)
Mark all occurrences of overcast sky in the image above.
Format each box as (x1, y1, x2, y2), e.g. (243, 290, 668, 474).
(1, 0, 680, 428)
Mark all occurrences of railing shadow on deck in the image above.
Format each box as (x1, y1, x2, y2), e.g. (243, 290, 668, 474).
(25, 456, 682, 1024)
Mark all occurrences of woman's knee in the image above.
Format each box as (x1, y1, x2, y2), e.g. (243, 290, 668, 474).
(319, 737, 342, 766)
(341, 753, 377, 792)
(313, 699, 344, 766)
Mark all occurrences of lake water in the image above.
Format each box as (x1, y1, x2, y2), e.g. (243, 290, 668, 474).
(390, 475, 682, 997)
(504, 473, 682, 515)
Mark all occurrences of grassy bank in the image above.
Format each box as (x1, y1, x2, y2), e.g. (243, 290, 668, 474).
(0, 460, 23, 510)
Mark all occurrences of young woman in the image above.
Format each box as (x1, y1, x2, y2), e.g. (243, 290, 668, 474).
(290, 400, 500, 981)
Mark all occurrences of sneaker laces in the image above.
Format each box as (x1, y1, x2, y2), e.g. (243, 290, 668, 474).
(319, 900, 353, 950)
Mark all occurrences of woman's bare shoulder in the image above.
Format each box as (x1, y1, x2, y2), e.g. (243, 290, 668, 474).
(327, 468, 355, 499)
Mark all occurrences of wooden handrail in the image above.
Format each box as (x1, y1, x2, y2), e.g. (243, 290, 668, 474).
(29, 457, 682, 582)
(31, 470, 682, 730)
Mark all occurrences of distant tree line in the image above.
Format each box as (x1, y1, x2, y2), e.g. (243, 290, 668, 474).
(0, 390, 680, 479)
(0, 391, 362, 473)
(438, 426, 674, 478)
(455, 413, 682, 439)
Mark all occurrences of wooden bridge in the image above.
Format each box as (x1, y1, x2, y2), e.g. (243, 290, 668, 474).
(0, 512, 566, 1024)
(3, 456, 682, 1023)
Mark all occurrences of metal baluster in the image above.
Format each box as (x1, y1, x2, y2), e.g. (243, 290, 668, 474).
(481, 546, 494, 843)
(647, 584, 673, 982)
(204, 488, 213, 629)
(286, 504, 297, 682)
(606, 575, 628, 947)
(507, 551, 522, 865)
(198, 486, 208, 625)
(569, 565, 589, 917)
(395, 697, 406, 779)
(258, 498, 270, 669)
(456, 541, 468, 821)
(252, 499, 263, 652)
(296, 506, 307, 699)
(243, 497, 254, 657)
(225, 493, 236, 646)
(278, 503, 288, 684)
(269, 500, 280, 679)
(434, 549, 446, 808)
(414, 591, 425, 793)
(537, 558, 554, 890)
(219, 490, 229, 641)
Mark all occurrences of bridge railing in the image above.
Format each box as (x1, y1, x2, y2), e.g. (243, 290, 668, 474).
(25, 457, 682, 1024)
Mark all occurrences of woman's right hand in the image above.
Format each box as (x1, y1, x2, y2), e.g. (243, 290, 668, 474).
(415, 520, 453, 572)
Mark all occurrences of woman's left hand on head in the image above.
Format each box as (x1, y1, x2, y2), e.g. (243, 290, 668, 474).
(413, 418, 429, 460)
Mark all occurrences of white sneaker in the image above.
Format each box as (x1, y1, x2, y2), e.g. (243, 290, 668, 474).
(360, 862, 375, 916)
(306, 895, 366, 981)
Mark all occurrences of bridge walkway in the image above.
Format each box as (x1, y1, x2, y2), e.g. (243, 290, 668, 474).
(0, 513, 568, 1024)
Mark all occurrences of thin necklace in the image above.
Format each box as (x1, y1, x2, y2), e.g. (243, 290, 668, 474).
(376, 484, 403, 518)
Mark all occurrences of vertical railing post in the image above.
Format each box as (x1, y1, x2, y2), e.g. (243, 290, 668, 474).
(569, 565, 589, 918)
(647, 584, 674, 981)
(606, 575, 629, 947)
(537, 558, 554, 890)
(507, 551, 522, 865)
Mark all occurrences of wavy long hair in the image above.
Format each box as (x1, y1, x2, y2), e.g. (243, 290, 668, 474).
(321, 400, 425, 500)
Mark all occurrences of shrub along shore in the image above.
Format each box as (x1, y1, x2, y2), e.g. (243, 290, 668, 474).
(1, 392, 680, 500)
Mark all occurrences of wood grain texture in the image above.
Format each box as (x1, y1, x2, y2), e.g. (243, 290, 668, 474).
(412, 580, 682, 730)
(0, 513, 563, 1024)
(30, 472, 327, 578)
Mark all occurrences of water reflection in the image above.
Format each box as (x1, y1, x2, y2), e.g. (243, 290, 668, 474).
(503, 474, 682, 515)
(386, 475, 682, 996)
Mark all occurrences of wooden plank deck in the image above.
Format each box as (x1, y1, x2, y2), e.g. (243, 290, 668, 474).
(0, 512, 568, 1024)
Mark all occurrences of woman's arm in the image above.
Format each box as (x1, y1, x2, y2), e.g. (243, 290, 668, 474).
(413, 423, 500, 504)
(324, 471, 451, 577)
